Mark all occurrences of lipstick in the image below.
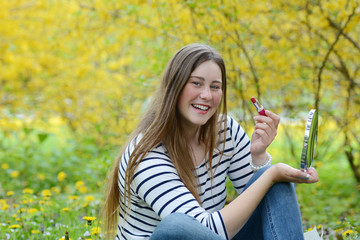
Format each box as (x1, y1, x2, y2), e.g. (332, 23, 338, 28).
(251, 97, 267, 116)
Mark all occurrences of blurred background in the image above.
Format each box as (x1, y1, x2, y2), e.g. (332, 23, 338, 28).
(1, 0, 359, 239)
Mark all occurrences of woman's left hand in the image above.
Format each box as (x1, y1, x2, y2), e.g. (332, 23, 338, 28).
(270, 163, 319, 184)
(250, 110, 280, 159)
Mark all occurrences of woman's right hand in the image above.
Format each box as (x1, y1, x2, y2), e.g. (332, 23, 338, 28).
(269, 163, 319, 184)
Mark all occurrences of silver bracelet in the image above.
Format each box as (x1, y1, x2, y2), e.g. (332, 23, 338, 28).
(249, 152, 272, 171)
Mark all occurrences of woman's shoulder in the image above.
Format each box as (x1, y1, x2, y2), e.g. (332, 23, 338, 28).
(124, 134, 170, 161)
(218, 114, 243, 132)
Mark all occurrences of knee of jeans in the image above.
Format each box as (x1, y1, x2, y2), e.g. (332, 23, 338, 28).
(162, 213, 189, 223)
(153, 213, 194, 238)
(158, 213, 193, 230)
(270, 181, 296, 196)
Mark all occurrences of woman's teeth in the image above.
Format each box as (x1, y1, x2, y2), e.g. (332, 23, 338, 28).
(192, 104, 209, 111)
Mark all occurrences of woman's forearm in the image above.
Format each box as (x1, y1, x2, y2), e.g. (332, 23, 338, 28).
(220, 166, 275, 239)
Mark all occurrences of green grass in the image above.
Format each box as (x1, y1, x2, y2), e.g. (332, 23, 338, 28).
(1, 126, 359, 239)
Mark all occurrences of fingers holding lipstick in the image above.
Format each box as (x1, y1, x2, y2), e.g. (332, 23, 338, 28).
(251, 111, 280, 151)
(253, 111, 280, 136)
(254, 110, 280, 128)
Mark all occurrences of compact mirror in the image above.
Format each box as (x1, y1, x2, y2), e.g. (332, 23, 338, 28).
(300, 109, 318, 171)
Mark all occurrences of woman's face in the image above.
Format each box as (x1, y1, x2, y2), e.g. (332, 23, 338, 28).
(177, 60, 223, 130)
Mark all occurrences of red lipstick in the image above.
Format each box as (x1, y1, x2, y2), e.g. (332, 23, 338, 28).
(251, 97, 267, 116)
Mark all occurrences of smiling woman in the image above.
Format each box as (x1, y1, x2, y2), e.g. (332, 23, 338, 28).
(177, 60, 223, 132)
(102, 43, 319, 240)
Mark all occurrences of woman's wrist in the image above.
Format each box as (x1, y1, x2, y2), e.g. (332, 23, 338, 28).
(249, 152, 272, 171)
(251, 151, 267, 163)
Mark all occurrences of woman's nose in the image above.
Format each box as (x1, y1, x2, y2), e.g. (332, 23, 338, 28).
(200, 87, 212, 99)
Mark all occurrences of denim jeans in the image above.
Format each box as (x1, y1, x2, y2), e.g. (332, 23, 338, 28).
(150, 166, 304, 240)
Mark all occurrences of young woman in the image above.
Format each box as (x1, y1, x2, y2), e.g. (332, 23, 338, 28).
(103, 43, 319, 240)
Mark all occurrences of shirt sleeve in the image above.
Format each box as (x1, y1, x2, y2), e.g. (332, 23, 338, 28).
(131, 147, 229, 240)
(226, 117, 254, 194)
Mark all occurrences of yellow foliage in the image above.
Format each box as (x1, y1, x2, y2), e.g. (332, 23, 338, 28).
(0, 0, 359, 149)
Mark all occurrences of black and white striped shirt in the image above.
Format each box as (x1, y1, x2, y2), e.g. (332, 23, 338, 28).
(117, 116, 254, 240)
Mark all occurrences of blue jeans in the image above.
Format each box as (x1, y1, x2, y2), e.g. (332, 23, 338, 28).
(150, 166, 304, 240)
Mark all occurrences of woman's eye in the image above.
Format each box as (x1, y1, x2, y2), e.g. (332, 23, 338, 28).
(192, 81, 201, 86)
(211, 85, 221, 90)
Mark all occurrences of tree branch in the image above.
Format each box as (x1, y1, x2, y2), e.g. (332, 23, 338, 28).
(226, 32, 261, 99)
(327, 16, 360, 52)
(315, 6, 357, 109)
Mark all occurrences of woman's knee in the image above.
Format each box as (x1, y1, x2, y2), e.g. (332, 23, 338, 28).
(151, 213, 196, 239)
(270, 181, 296, 197)
(159, 213, 191, 227)
(151, 213, 224, 240)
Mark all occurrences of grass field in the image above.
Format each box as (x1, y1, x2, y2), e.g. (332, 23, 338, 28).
(0, 124, 359, 239)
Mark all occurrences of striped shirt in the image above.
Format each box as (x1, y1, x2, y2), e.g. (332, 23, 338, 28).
(117, 116, 254, 240)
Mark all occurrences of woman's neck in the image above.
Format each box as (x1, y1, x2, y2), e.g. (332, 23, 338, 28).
(182, 126, 206, 166)
(183, 126, 200, 144)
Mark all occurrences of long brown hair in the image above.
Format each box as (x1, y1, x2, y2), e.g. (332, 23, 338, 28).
(102, 43, 228, 238)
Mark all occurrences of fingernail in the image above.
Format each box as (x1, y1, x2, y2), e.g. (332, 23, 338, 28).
(296, 174, 309, 180)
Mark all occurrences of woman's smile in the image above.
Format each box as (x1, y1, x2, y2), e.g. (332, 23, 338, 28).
(191, 104, 211, 114)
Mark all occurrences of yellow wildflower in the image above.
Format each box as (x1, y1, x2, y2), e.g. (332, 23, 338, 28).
(6, 191, 14, 196)
(1, 203, 9, 210)
(41, 189, 52, 197)
(83, 216, 97, 226)
(85, 195, 95, 202)
(31, 229, 41, 234)
(23, 188, 34, 194)
(51, 186, 61, 194)
(75, 181, 84, 188)
(57, 171, 67, 181)
(83, 216, 96, 221)
(342, 230, 355, 237)
(17, 208, 26, 214)
(27, 208, 38, 214)
(78, 186, 87, 194)
(11, 170, 19, 178)
(68, 195, 79, 200)
(61, 207, 70, 212)
(8, 224, 21, 229)
(1, 163, 9, 170)
(37, 173, 46, 180)
(91, 227, 101, 235)
(75, 181, 87, 194)
(0, 200, 7, 209)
